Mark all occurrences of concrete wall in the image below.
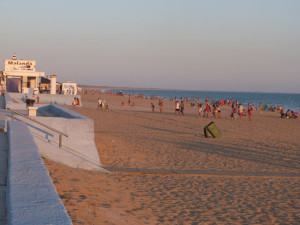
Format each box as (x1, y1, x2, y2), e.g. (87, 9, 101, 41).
(38, 104, 87, 119)
(5, 92, 82, 109)
(12, 104, 104, 170)
(6, 121, 72, 225)
(4, 93, 27, 110)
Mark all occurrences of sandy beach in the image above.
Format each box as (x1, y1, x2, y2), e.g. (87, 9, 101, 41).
(43, 92, 300, 224)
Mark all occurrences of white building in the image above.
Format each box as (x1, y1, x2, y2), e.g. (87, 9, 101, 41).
(62, 81, 77, 95)
(0, 54, 45, 93)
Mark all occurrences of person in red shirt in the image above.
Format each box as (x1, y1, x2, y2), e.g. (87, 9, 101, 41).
(205, 104, 211, 118)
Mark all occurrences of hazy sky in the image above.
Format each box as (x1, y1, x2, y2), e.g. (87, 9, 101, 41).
(0, 0, 299, 93)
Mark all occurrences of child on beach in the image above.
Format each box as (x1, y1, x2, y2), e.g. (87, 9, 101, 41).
(246, 106, 253, 121)
(151, 103, 155, 112)
(290, 111, 298, 119)
(280, 108, 285, 118)
(217, 105, 221, 119)
(159, 101, 163, 113)
(231, 105, 237, 120)
(198, 104, 203, 117)
(213, 105, 218, 118)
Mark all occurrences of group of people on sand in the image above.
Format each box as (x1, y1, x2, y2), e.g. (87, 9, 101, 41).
(281, 108, 298, 119)
(230, 103, 254, 121)
(151, 99, 164, 113)
(175, 100, 184, 116)
(97, 98, 109, 111)
(198, 103, 221, 119)
(125, 98, 135, 107)
(72, 97, 80, 108)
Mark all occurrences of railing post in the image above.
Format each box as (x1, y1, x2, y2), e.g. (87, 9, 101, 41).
(59, 135, 62, 148)
(12, 112, 14, 121)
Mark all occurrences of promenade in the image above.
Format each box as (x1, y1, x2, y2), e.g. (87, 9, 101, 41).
(0, 96, 8, 225)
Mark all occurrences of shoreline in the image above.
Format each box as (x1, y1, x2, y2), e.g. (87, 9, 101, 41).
(79, 84, 300, 95)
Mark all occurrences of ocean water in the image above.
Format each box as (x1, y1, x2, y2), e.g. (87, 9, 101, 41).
(105, 89, 300, 112)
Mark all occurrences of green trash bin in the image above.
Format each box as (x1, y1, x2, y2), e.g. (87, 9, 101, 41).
(204, 122, 222, 138)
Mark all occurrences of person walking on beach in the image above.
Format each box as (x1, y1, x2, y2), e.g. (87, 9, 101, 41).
(205, 103, 211, 118)
(198, 104, 203, 117)
(151, 103, 155, 112)
(246, 106, 253, 121)
(97, 98, 102, 109)
(238, 104, 244, 120)
(231, 105, 237, 120)
(217, 105, 221, 119)
(259, 103, 262, 113)
(175, 101, 180, 115)
(72, 98, 77, 109)
(180, 101, 184, 116)
(213, 105, 218, 118)
(159, 101, 163, 113)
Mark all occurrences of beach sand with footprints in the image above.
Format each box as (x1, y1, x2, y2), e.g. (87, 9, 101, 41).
(43, 92, 300, 224)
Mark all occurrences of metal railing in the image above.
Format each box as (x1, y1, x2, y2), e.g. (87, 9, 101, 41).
(7, 108, 68, 148)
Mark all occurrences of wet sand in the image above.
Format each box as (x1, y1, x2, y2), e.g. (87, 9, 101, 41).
(43, 92, 300, 224)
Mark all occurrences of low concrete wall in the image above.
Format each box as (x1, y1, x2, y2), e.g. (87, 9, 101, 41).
(14, 104, 103, 170)
(38, 104, 87, 119)
(6, 93, 82, 108)
(6, 121, 72, 225)
(4, 93, 27, 110)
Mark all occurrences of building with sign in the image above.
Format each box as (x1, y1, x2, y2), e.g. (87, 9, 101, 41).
(0, 54, 45, 93)
(62, 81, 77, 95)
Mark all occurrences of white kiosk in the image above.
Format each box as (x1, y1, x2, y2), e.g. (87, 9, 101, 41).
(62, 81, 77, 95)
(1, 54, 45, 93)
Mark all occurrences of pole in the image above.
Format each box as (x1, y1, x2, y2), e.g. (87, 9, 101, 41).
(59, 135, 62, 148)
(12, 112, 14, 121)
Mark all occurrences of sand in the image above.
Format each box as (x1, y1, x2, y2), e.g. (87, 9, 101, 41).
(43, 92, 300, 224)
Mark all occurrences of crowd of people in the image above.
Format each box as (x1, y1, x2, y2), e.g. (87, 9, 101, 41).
(88, 90, 299, 120)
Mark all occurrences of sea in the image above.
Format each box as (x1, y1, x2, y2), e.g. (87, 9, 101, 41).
(104, 89, 300, 112)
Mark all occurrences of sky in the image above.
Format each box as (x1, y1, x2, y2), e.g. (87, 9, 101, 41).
(0, 0, 299, 93)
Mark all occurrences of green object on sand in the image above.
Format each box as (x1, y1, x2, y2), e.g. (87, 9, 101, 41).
(204, 122, 222, 138)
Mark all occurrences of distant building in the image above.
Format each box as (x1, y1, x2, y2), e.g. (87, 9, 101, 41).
(39, 76, 61, 94)
(62, 81, 77, 95)
(0, 54, 45, 93)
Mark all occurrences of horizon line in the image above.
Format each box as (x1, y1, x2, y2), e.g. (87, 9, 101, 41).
(78, 84, 300, 95)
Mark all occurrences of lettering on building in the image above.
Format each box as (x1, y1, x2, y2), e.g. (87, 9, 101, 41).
(7, 61, 33, 66)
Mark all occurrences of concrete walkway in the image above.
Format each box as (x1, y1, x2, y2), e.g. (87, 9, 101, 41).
(0, 111, 8, 224)
(0, 96, 8, 225)
(0, 96, 4, 109)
